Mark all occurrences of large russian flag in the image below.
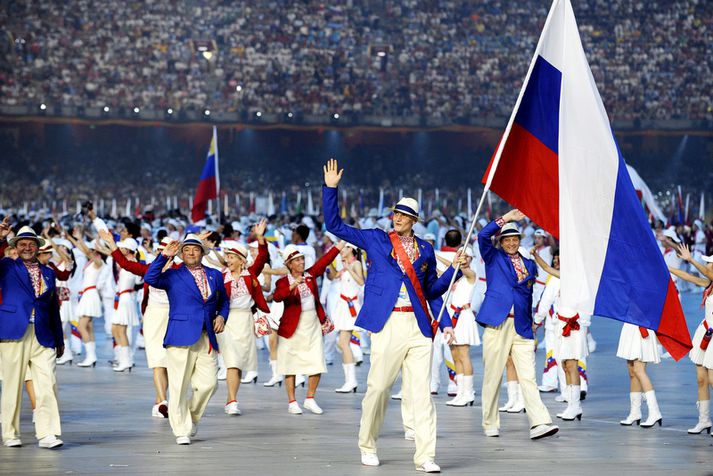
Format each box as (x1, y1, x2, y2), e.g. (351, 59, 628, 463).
(482, 0, 691, 360)
(191, 126, 220, 223)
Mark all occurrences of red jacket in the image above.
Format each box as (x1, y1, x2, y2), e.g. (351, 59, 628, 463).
(273, 246, 340, 338)
(222, 241, 270, 314)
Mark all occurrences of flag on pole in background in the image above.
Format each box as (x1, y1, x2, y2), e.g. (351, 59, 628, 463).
(191, 126, 220, 223)
(481, 0, 691, 359)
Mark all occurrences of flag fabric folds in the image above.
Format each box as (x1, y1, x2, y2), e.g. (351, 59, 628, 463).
(482, 0, 691, 360)
(191, 126, 220, 223)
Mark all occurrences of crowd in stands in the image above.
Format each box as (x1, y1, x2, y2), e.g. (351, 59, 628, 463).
(1, 0, 711, 121)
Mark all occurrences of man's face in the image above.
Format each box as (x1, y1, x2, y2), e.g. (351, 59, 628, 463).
(500, 236, 520, 255)
(287, 256, 305, 275)
(181, 245, 203, 266)
(291, 231, 301, 244)
(16, 239, 38, 262)
(392, 211, 416, 234)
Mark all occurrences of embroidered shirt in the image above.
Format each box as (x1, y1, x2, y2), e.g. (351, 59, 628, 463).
(24, 261, 43, 297)
(187, 265, 210, 301)
(510, 254, 529, 283)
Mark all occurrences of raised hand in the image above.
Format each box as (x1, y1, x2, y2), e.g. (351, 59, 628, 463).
(0, 216, 11, 240)
(162, 240, 180, 258)
(677, 243, 693, 262)
(97, 230, 117, 251)
(503, 209, 526, 223)
(253, 218, 267, 237)
(323, 158, 344, 188)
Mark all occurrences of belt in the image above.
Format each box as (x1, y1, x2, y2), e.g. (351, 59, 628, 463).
(115, 289, 135, 309)
(507, 313, 514, 318)
(557, 314, 580, 337)
(450, 303, 470, 311)
(79, 285, 97, 296)
(639, 327, 650, 338)
(393, 306, 414, 313)
(536, 280, 546, 285)
(341, 294, 358, 317)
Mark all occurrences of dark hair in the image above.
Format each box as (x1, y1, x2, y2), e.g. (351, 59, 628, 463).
(207, 231, 221, 247)
(295, 224, 310, 242)
(444, 229, 462, 247)
(125, 222, 141, 239)
(156, 229, 168, 242)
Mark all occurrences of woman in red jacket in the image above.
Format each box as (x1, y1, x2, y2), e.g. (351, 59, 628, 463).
(273, 241, 343, 415)
(218, 219, 269, 416)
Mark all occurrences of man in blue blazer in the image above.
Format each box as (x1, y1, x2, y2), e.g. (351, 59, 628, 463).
(145, 234, 228, 445)
(323, 159, 464, 473)
(0, 222, 64, 449)
(477, 210, 558, 440)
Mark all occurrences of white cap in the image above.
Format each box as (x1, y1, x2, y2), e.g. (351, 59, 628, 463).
(702, 255, 713, 263)
(222, 240, 248, 259)
(662, 227, 681, 244)
(424, 233, 436, 242)
(117, 238, 139, 252)
(282, 244, 304, 263)
(694, 219, 704, 229)
(459, 245, 474, 258)
(534, 229, 547, 237)
(52, 238, 72, 249)
(393, 197, 420, 220)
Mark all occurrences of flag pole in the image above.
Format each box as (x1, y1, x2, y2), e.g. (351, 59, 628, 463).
(213, 126, 221, 219)
(434, 0, 563, 326)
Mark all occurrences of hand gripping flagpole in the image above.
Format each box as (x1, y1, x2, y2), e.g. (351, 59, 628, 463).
(432, 0, 563, 330)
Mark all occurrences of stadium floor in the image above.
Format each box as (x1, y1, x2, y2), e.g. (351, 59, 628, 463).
(1, 293, 710, 475)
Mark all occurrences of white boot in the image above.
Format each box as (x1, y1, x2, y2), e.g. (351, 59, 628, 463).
(111, 345, 119, 367)
(507, 384, 526, 413)
(640, 390, 662, 427)
(335, 363, 358, 393)
(448, 375, 475, 407)
(56, 339, 73, 365)
(560, 385, 582, 421)
(113, 346, 132, 372)
(688, 400, 712, 434)
(556, 385, 572, 418)
(446, 375, 463, 406)
(264, 360, 284, 387)
(499, 381, 517, 412)
(620, 392, 643, 425)
(241, 370, 258, 384)
(77, 341, 97, 367)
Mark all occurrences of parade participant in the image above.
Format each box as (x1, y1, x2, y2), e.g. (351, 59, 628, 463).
(144, 234, 229, 445)
(478, 210, 558, 440)
(616, 321, 662, 426)
(218, 220, 269, 415)
(532, 229, 553, 306)
(273, 240, 343, 415)
(108, 237, 142, 372)
(323, 159, 460, 473)
(292, 224, 316, 268)
(445, 245, 479, 407)
(669, 244, 713, 435)
(661, 227, 683, 290)
(47, 238, 76, 365)
(99, 231, 175, 417)
(532, 249, 561, 393)
(332, 243, 364, 393)
(66, 232, 104, 368)
(0, 222, 64, 448)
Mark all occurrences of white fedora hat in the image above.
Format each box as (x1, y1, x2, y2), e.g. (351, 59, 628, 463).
(179, 234, 209, 254)
(9, 226, 46, 248)
(222, 240, 248, 259)
(393, 197, 420, 220)
(498, 223, 522, 240)
(282, 244, 304, 263)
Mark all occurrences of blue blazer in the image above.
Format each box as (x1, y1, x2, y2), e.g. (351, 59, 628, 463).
(477, 220, 537, 339)
(0, 257, 63, 348)
(145, 254, 229, 350)
(323, 186, 456, 338)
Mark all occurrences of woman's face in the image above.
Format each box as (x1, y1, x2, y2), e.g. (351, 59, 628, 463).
(225, 252, 246, 272)
(287, 256, 305, 275)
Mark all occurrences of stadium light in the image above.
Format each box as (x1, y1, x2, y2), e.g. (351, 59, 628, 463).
(287, 112, 293, 118)
(377, 51, 386, 57)
(202, 51, 213, 60)
(133, 107, 140, 114)
(204, 109, 211, 116)
(39, 103, 47, 111)
(167, 108, 173, 115)
(103, 106, 110, 113)
(333, 113, 340, 119)
(256, 111, 262, 118)
(236, 85, 242, 92)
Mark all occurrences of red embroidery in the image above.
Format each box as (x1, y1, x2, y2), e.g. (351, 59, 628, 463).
(187, 266, 210, 301)
(510, 255, 529, 282)
(24, 262, 42, 297)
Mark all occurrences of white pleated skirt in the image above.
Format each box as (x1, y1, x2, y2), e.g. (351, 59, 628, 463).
(277, 310, 326, 376)
(616, 323, 660, 364)
(143, 303, 169, 368)
(451, 309, 480, 346)
(76, 288, 102, 317)
(332, 298, 360, 332)
(217, 309, 257, 372)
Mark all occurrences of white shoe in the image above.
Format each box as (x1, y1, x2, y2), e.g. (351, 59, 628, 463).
(404, 429, 416, 441)
(38, 435, 63, 449)
(4, 438, 22, 447)
(538, 385, 558, 393)
(335, 363, 358, 393)
(56, 353, 73, 366)
(241, 370, 258, 384)
(416, 460, 441, 473)
(361, 452, 380, 466)
(335, 382, 358, 393)
(303, 398, 323, 414)
(288, 401, 303, 414)
(391, 391, 402, 400)
(688, 401, 712, 434)
(484, 428, 500, 437)
(176, 436, 191, 445)
(263, 375, 284, 387)
(530, 424, 559, 439)
(225, 401, 242, 415)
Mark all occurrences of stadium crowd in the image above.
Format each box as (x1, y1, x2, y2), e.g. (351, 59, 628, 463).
(0, 0, 711, 121)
